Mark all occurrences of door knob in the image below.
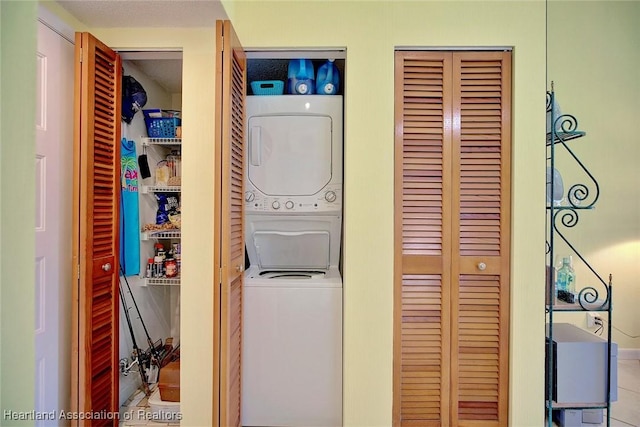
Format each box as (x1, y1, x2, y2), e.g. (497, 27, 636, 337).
(102, 263, 112, 272)
(236, 264, 244, 273)
(477, 262, 487, 271)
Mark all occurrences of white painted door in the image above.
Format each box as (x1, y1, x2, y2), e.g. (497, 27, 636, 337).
(35, 21, 74, 425)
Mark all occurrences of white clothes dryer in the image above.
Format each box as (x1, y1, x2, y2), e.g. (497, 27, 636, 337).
(244, 95, 343, 214)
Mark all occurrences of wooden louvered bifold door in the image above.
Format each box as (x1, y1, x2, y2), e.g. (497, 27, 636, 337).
(214, 20, 246, 427)
(394, 51, 511, 427)
(393, 51, 453, 427)
(71, 32, 122, 426)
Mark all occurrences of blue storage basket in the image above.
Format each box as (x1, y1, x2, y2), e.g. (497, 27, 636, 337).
(251, 80, 284, 96)
(143, 110, 181, 138)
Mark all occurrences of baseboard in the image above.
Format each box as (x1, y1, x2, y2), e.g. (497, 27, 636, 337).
(618, 348, 640, 360)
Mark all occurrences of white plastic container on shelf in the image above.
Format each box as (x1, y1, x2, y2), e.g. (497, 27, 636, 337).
(148, 388, 181, 422)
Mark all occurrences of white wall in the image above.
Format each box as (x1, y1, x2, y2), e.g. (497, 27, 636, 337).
(224, 1, 547, 426)
(547, 1, 640, 351)
(0, 2, 38, 422)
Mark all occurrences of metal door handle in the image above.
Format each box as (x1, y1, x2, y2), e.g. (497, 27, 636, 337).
(236, 264, 244, 273)
(102, 263, 112, 272)
(477, 262, 487, 271)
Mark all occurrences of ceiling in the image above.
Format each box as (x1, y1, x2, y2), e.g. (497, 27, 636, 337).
(56, 0, 229, 93)
(126, 57, 183, 94)
(57, 0, 227, 28)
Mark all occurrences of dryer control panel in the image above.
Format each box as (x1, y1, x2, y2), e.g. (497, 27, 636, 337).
(244, 183, 342, 213)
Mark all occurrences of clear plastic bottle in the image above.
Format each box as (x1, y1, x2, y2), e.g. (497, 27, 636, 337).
(556, 257, 576, 302)
(154, 255, 164, 278)
(146, 258, 154, 278)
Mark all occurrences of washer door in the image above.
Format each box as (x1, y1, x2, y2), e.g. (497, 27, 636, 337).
(247, 115, 332, 196)
(245, 215, 342, 270)
(253, 230, 330, 270)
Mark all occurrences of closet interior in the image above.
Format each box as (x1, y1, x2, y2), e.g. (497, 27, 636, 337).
(117, 51, 183, 421)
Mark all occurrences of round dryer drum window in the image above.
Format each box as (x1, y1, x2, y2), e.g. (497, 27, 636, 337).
(248, 115, 333, 196)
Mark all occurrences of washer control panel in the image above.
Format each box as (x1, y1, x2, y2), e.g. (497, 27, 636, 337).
(244, 183, 342, 213)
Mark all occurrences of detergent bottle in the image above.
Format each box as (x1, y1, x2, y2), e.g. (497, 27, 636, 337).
(287, 59, 315, 95)
(316, 59, 340, 95)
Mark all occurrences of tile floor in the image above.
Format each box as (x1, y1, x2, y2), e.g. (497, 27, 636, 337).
(551, 359, 640, 427)
(120, 384, 180, 426)
(120, 359, 640, 427)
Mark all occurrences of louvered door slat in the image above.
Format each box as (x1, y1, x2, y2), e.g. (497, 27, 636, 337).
(72, 32, 121, 426)
(396, 50, 510, 427)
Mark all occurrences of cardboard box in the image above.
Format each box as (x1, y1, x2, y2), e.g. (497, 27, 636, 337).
(158, 361, 180, 402)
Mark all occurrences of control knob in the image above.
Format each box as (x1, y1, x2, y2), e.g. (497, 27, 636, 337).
(244, 191, 255, 202)
(285, 200, 294, 210)
(325, 190, 337, 203)
(271, 200, 281, 210)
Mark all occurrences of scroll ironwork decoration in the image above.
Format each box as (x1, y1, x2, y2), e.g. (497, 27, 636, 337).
(552, 208, 610, 310)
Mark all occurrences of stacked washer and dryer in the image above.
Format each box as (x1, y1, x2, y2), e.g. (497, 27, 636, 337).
(241, 95, 343, 427)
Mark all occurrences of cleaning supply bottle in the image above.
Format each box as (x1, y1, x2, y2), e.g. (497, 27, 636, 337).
(556, 256, 576, 302)
(316, 59, 340, 95)
(287, 59, 315, 95)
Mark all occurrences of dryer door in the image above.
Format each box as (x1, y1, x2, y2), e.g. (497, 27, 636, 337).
(248, 115, 332, 196)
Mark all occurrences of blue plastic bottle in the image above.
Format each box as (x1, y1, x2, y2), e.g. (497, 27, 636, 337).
(287, 59, 315, 95)
(316, 59, 340, 95)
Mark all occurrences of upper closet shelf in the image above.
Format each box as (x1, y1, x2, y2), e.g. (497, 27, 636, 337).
(141, 185, 181, 194)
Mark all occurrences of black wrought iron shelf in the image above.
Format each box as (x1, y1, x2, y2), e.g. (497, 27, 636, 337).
(545, 205, 594, 211)
(546, 299, 610, 312)
(551, 402, 610, 410)
(546, 130, 586, 146)
(545, 86, 614, 427)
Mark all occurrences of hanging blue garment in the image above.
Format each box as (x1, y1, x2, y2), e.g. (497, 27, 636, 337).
(120, 138, 140, 276)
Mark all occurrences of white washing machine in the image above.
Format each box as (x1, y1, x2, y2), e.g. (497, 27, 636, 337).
(242, 266, 342, 427)
(242, 214, 343, 427)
